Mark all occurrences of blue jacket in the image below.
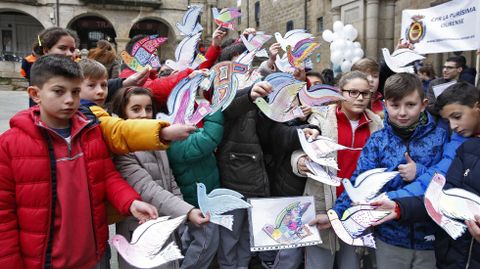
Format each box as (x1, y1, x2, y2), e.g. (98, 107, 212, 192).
(388, 132, 467, 199)
(334, 111, 448, 250)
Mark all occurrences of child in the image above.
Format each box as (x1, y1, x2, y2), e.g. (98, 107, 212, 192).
(293, 71, 383, 269)
(351, 58, 384, 117)
(315, 73, 447, 269)
(109, 87, 209, 269)
(77, 59, 195, 155)
(0, 54, 158, 269)
(371, 82, 480, 268)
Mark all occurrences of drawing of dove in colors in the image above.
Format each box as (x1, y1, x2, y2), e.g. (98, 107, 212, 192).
(286, 38, 319, 68)
(212, 7, 241, 30)
(176, 5, 203, 36)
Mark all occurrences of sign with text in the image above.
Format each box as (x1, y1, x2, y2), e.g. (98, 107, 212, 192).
(401, 0, 480, 54)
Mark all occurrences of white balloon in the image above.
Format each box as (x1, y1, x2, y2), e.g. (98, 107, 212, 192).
(346, 40, 354, 50)
(353, 48, 364, 58)
(322, 30, 334, 43)
(352, 56, 362, 64)
(350, 28, 358, 41)
(344, 49, 354, 61)
(332, 32, 341, 41)
(353, 42, 361, 48)
(333, 21, 344, 33)
(341, 60, 353, 73)
(343, 24, 355, 40)
(330, 39, 346, 52)
(330, 51, 343, 65)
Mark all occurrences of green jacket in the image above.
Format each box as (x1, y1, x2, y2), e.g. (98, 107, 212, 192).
(167, 111, 224, 207)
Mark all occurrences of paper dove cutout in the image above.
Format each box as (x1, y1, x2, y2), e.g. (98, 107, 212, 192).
(157, 74, 205, 124)
(424, 173, 480, 239)
(305, 160, 342, 186)
(212, 7, 241, 30)
(382, 48, 425, 74)
(274, 54, 296, 73)
(274, 29, 313, 52)
(287, 38, 319, 68)
(241, 32, 272, 52)
(165, 32, 205, 71)
(121, 35, 168, 71)
(328, 205, 389, 248)
(197, 183, 251, 231)
(209, 61, 249, 114)
(298, 84, 345, 107)
(342, 168, 399, 204)
(111, 215, 186, 268)
(176, 5, 203, 36)
(297, 129, 360, 171)
(262, 201, 314, 244)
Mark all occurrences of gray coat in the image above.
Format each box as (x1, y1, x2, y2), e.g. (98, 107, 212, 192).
(114, 150, 194, 269)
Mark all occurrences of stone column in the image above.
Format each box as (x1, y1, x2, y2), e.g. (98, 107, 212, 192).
(365, 0, 379, 59)
(384, 0, 396, 50)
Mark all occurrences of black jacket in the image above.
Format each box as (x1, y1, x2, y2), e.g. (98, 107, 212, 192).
(395, 138, 480, 269)
(216, 88, 270, 198)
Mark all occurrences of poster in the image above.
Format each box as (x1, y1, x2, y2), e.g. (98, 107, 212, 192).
(248, 196, 322, 251)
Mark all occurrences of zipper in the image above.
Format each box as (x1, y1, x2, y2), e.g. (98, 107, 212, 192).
(465, 237, 474, 269)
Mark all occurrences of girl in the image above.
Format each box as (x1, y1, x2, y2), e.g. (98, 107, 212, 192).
(110, 87, 209, 269)
(88, 39, 120, 79)
(292, 71, 383, 269)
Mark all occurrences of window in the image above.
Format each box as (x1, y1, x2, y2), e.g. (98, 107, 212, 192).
(286, 20, 294, 32)
(255, 2, 260, 27)
(317, 17, 323, 32)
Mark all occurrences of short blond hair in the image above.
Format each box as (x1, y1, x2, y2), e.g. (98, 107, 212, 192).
(78, 58, 107, 80)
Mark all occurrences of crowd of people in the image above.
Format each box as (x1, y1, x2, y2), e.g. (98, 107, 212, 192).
(1, 23, 480, 269)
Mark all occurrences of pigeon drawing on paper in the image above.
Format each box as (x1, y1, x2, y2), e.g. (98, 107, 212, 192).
(305, 160, 342, 186)
(241, 32, 272, 52)
(121, 35, 168, 71)
(298, 84, 345, 107)
(262, 201, 314, 244)
(327, 205, 389, 248)
(342, 168, 399, 204)
(382, 48, 425, 74)
(165, 32, 205, 71)
(111, 215, 186, 269)
(424, 173, 480, 239)
(209, 61, 248, 114)
(197, 183, 251, 231)
(176, 5, 203, 36)
(274, 29, 313, 52)
(286, 38, 319, 68)
(212, 7, 241, 30)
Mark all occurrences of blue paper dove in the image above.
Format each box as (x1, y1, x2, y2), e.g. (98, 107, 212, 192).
(197, 183, 251, 231)
(176, 5, 203, 36)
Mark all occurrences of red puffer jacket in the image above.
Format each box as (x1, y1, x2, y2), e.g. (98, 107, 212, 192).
(0, 107, 141, 269)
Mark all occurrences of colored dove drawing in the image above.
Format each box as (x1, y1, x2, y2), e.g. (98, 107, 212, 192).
(305, 160, 342, 186)
(298, 84, 345, 107)
(382, 48, 425, 74)
(274, 29, 313, 52)
(121, 35, 168, 71)
(342, 168, 399, 204)
(165, 32, 205, 71)
(212, 7, 241, 30)
(262, 201, 313, 244)
(328, 205, 389, 248)
(176, 5, 203, 36)
(197, 183, 251, 231)
(209, 61, 249, 114)
(111, 215, 186, 268)
(286, 38, 319, 68)
(241, 32, 272, 52)
(424, 173, 480, 239)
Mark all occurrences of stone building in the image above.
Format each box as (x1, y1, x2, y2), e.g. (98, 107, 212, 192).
(0, 0, 234, 90)
(238, 0, 476, 74)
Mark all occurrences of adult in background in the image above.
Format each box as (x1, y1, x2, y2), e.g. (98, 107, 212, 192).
(88, 39, 120, 79)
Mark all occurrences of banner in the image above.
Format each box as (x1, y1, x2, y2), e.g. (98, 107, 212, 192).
(401, 0, 480, 54)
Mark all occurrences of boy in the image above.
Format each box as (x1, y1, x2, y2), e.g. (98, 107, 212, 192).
(372, 82, 480, 268)
(311, 73, 447, 269)
(78, 59, 195, 155)
(0, 54, 158, 269)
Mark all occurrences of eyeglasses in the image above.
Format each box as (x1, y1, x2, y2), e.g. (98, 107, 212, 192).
(442, 65, 457, 70)
(341, 89, 372, 99)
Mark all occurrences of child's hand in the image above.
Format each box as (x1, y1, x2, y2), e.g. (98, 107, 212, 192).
(297, 156, 311, 175)
(298, 105, 312, 122)
(369, 199, 398, 226)
(187, 208, 210, 227)
(303, 127, 319, 140)
(130, 200, 158, 224)
(267, 43, 281, 70)
(212, 27, 228, 47)
(242, 28, 256, 37)
(250, 81, 272, 101)
(160, 124, 196, 142)
(397, 152, 416, 182)
(123, 68, 150, 87)
(189, 69, 209, 79)
(466, 215, 480, 242)
(395, 38, 414, 50)
(308, 214, 331, 230)
(293, 67, 306, 81)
